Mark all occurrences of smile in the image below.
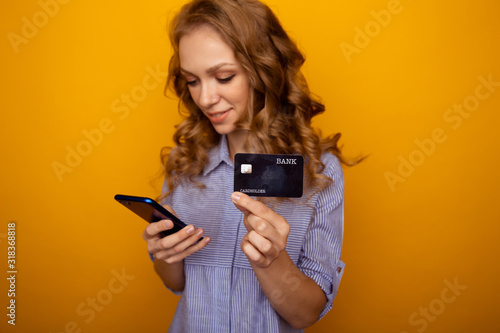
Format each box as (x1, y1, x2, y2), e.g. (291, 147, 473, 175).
(207, 109, 231, 124)
(211, 111, 227, 118)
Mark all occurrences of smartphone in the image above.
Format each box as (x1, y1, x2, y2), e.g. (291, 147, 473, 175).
(114, 194, 187, 238)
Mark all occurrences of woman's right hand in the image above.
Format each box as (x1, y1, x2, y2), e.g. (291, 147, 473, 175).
(142, 205, 211, 264)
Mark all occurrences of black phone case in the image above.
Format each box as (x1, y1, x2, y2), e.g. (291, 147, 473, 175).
(114, 194, 187, 238)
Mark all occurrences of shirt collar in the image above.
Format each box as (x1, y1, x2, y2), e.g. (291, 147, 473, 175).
(202, 135, 233, 176)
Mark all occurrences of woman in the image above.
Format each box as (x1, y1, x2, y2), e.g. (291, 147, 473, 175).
(143, 0, 356, 331)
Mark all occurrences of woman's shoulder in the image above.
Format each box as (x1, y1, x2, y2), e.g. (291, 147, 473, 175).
(320, 151, 344, 179)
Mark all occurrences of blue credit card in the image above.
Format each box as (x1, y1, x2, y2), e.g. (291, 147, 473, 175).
(234, 153, 304, 197)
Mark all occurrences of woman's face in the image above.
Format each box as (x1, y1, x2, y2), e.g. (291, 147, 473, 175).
(179, 25, 250, 137)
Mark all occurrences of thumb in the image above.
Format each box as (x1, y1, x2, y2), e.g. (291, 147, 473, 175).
(231, 192, 250, 216)
(231, 192, 253, 231)
(162, 204, 178, 217)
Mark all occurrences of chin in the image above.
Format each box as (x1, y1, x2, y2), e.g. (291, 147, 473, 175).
(212, 124, 237, 136)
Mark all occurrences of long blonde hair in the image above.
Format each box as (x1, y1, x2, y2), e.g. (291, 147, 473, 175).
(161, 0, 360, 197)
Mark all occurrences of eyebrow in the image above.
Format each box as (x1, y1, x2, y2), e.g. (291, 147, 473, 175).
(180, 62, 235, 76)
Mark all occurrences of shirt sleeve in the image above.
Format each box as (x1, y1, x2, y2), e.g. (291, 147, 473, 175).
(296, 153, 345, 321)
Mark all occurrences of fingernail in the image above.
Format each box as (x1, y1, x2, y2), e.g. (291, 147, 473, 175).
(186, 226, 195, 235)
(196, 229, 204, 237)
(231, 192, 241, 202)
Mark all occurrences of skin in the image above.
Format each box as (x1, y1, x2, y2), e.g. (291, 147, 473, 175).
(179, 25, 250, 160)
(143, 25, 326, 329)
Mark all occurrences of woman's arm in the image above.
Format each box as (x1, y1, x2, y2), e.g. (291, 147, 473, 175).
(232, 192, 326, 329)
(153, 258, 185, 292)
(250, 250, 326, 329)
(143, 207, 210, 291)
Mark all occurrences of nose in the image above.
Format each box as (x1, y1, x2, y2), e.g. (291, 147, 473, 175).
(198, 81, 220, 109)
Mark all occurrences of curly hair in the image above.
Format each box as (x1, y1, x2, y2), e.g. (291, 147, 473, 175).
(161, 0, 360, 198)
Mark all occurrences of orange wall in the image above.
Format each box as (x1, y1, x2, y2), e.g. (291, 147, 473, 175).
(1, 0, 499, 332)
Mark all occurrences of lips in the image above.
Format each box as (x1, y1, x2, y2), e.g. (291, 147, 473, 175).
(207, 109, 231, 124)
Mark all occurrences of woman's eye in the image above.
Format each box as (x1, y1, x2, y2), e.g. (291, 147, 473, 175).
(217, 74, 236, 84)
(186, 79, 197, 86)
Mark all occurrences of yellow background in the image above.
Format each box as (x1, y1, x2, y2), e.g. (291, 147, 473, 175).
(1, 0, 499, 332)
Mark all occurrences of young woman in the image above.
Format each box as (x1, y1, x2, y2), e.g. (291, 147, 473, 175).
(143, 0, 356, 331)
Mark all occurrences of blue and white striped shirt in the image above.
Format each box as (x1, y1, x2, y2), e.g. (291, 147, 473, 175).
(159, 135, 345, 333)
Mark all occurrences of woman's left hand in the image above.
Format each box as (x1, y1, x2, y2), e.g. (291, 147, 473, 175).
(231, 192, 290, 268)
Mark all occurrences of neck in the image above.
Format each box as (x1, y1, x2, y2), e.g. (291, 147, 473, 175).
(227, 129, 250, 161)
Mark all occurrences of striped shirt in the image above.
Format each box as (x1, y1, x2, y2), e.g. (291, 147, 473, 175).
(158, 135, 345, 333)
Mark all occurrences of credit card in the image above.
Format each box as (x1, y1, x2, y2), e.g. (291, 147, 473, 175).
(234, 153, 304, 197)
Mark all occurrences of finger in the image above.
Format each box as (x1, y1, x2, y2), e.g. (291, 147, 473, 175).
(157, 224, 199, 249)
(162, 204, 178, 217)
(147, 224, 196, 254)
(163, 236, 211, 264)
(247, 230, 276, 257)
(245, 214, 278, 240)
(143, 219, 174, 240)
(241, 238, 264, 264)
(231, 192, 280, 226)
(159, 227, 205, 257)
(232, 192, 290, 235)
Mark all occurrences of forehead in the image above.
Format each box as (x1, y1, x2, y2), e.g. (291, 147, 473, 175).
(179, 25, 237, 72)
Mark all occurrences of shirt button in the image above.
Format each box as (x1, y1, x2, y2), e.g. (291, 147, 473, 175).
(337, 267, 342, 273)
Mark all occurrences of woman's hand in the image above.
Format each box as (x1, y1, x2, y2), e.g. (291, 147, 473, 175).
(142, 205, 210, 264)
(231, 192, 290, 268)
(231, 192, 325, 328)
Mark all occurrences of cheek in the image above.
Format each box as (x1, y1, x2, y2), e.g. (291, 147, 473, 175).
(233, 81, 250, 105)
(187, 87, 200, 104)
